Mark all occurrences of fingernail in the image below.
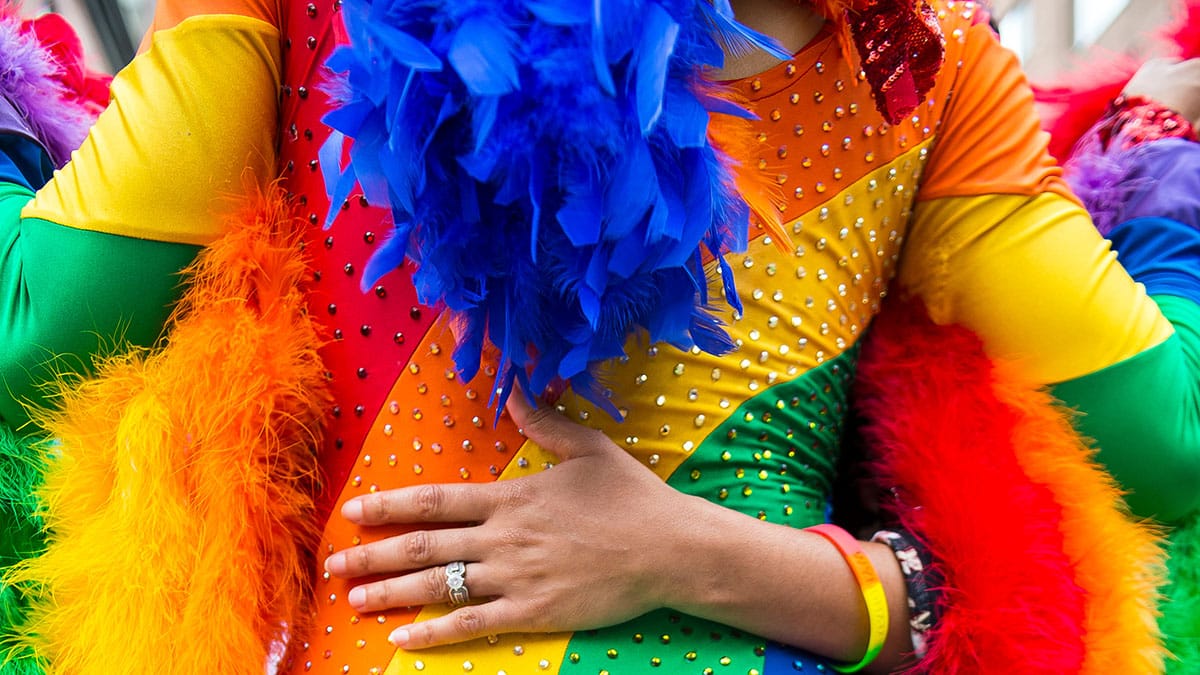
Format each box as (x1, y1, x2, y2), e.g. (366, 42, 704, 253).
(348, 586, 366, 609)
(325, 553, 345, 576)
(342, 499, 363, 521)
(388, 628, 410, 646)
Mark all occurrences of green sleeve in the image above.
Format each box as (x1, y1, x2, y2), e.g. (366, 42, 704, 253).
(1052, 294, 1200, 523)
(0, 182, 199, 427)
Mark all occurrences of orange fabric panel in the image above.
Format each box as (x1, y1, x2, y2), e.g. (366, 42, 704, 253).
(292, 317, 526, 675)
(916, 18, 1077, 204)
(138, 0, 280, 52)
(729, 28, 948, 223)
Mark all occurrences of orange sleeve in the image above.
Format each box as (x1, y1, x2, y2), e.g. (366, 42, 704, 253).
(917, 18, 1077, 203)
(138, 0, 281, 52)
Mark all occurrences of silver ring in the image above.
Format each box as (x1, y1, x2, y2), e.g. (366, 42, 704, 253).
(446, 561, 469, 606)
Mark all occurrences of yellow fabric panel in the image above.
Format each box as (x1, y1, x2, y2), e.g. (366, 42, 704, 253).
(396, 602, 571, 675)
(540, 142, 930, 480)
(23, 15, 281, 246)
(897, 192, 1173, 384)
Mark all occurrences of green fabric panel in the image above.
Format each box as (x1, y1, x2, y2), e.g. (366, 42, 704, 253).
(664, 347, 859, 529)
(1051, 295, 1200, 522)
(0, 183, 199, 426)
(560, 351, 858, 672)
(1163, 512, 1200, 675)
(561, 608, 768, 675)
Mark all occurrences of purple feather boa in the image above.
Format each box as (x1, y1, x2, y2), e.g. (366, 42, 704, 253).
(1065, 137, 1200, 237)
(0, 11, 95, 167)
(1064, 137, 1152, 237)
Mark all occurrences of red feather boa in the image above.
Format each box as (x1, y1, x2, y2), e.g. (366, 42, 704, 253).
(855, 301, 1164, 673)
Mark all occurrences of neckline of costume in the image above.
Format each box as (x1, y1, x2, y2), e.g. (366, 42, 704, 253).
(717, 20, 839, 101)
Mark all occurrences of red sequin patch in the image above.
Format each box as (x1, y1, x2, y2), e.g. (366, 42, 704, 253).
(848, 0, 945, 124)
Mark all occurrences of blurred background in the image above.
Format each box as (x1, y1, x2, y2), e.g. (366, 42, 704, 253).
(18, 0, 1177, 81)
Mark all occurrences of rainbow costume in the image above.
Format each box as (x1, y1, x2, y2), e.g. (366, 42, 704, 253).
(0, 1, 1195, 674)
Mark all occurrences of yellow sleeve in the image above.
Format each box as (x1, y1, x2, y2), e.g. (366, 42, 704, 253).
(21, 14, 281, 245)
(899, 192, 1172, 384)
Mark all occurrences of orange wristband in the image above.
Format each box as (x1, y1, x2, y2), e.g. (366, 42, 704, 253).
(807, 523, 889, 673)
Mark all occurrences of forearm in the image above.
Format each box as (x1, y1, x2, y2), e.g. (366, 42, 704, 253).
(664, 494, 912, 671)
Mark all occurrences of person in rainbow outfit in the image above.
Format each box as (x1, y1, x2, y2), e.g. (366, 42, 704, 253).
(0, 1, 1197, 674)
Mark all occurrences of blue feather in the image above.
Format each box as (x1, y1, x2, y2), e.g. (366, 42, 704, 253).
(360, 225, 410, 292)
(524, 0, 588, 25)
(449, 17, 519, 97)
(471, 95, 500, 155)
(603, 135, 658, 240)
(700, 2, 792, 61)
(634, 5, 680, 133)
(711, 0, 735, 18)
(366, 21, 442, 72)
(661, 87, 709, 148)
(320, 131, 357, 228)
(591, 0, 616, 95)
(557, 171, 603, 247)
(323, 0, 767, 418)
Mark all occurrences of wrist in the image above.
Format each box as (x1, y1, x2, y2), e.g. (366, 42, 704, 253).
(648, 492, 742, 613)
(1098, 94, 1199, 150)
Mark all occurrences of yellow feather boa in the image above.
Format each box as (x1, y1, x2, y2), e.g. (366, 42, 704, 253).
(7, 190, 329, 675)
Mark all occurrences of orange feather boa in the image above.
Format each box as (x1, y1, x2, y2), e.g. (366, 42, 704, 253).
(6, 190, 329, 675)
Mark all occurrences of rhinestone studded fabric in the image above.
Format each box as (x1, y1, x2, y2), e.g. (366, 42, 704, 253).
(280, 2, 984, 673)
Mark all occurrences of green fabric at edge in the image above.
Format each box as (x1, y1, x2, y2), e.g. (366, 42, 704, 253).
(1051, 294, 1200, 523)
(0, 182, 199, 427)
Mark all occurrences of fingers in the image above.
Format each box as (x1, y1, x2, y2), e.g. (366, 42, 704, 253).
(505, 385, 610, 462)
(325, 527, 484, 578)
(388, 599, 525, 649)
(343, 482, 497, 526)
(346, 562, 502, 613)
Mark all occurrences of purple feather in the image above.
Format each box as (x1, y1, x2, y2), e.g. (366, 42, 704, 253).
(0, 13, 96, 167)
(1063, 136, 1146, 237)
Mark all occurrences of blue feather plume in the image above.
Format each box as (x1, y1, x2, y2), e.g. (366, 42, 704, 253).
(323, 0, 785, 416)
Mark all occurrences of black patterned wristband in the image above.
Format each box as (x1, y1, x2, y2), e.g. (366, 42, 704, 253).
(871, 529, 942, 659)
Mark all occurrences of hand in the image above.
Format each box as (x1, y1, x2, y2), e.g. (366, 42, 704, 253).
(1124, 57, 1200, 127)
(323, 391, 703, 649)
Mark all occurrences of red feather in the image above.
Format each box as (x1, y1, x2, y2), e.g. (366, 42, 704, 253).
(855, 302, 1087, 673)
(1036, 0, 1200, 161)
